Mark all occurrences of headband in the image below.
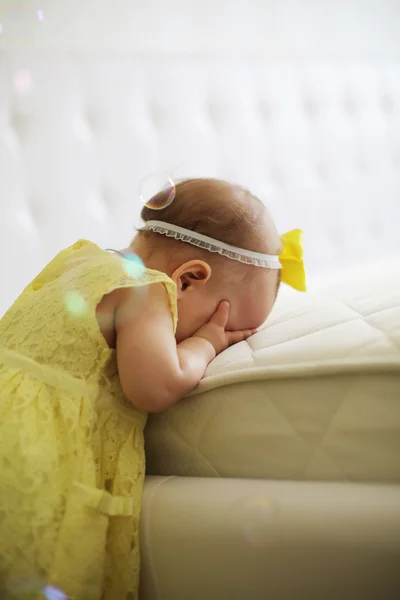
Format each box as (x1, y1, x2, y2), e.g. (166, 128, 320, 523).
(143, 220, 306, 291)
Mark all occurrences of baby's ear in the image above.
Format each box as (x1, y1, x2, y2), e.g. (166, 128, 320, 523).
(172, 260, 211, 294)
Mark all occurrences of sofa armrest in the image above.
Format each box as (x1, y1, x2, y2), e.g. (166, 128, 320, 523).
(140, 476, 400, 600)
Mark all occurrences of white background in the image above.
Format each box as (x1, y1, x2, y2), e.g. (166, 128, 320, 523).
(0, 0, 399, 313)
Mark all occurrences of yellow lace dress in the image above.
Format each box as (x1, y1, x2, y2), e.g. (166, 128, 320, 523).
(0, 240, 177, 600)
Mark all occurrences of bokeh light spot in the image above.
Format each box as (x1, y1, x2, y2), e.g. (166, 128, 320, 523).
(4, 580, 67, 599)
(64, 291, 88, 318)
(12, 71, 33, 95)
(122, 253, 145, 279)
(37, 10, 44, 22)
(43, 585, 67, 600)
(139, 172, 176, 210)
(236, 495, 275, 548)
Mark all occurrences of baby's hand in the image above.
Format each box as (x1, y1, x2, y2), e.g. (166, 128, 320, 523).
(193, 301, 257, 356)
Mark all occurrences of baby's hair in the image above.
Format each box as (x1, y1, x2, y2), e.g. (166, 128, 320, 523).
(140, 178, 282, 256)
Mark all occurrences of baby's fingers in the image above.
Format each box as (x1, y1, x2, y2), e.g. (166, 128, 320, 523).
(227, 328, 257, 346)
(209, 301, 230, 328)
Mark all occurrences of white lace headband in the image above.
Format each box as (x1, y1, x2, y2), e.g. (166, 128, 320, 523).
(142, 220, 281, 269)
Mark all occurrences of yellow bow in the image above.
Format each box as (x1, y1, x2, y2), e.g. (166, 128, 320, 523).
(279, 229, 306, 292)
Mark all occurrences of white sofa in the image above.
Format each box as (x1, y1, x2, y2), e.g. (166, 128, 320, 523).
(141, 256, 400, 599)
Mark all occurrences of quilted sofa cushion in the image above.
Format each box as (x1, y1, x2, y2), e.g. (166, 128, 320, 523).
(145, 256, 400, 483)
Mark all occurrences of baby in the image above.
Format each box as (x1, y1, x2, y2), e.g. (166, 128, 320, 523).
(0, 178, 305, 600)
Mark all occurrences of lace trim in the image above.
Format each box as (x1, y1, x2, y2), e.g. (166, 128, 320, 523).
(142, 221, 281, 269)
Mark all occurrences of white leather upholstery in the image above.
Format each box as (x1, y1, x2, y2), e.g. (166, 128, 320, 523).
(145, 255, 400, 482)
(140, 477, 400, 600)
(1, 0, 400, 318)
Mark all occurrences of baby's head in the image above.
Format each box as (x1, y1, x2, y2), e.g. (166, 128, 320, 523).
(132, 178, 282, 342)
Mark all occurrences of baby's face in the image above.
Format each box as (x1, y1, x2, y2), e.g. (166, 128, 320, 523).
(175, 267, 278, 343)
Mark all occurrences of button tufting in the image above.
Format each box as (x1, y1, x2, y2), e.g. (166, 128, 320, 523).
(207, 101, 223, 126)
(72, 117, 92, 144)
(355, 156, 367, 173)
(84, 107, 102, 133)
(369, 219, 383, 237)
(16, 210, 36, 235)
(2, 128, 21, 160)
(32, 282, 42, 291)
(380, 95, 394, 114)
(270, 166, 284, 187)
(10, 109, 31, 142)
(102, 185, 118, 211)
(29, 196, 48, 221)
(150, 103, 166, 130)
(344, 96, 356, 116)
(315, 163, 329, 182)
(303, 97, 318, 118)
(392, 148, 400, 169)
(0, 57, 399, 315)
(258, 102, 271, 121)
(85, 193, 108, 223)
(329, 226, 345, 245)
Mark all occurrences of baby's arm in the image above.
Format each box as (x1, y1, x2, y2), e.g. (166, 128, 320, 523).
(115, 283, 213, 412)
(115, 284, 254, 413)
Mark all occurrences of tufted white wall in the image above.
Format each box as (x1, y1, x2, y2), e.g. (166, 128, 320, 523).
(0, 0, 400, 315)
